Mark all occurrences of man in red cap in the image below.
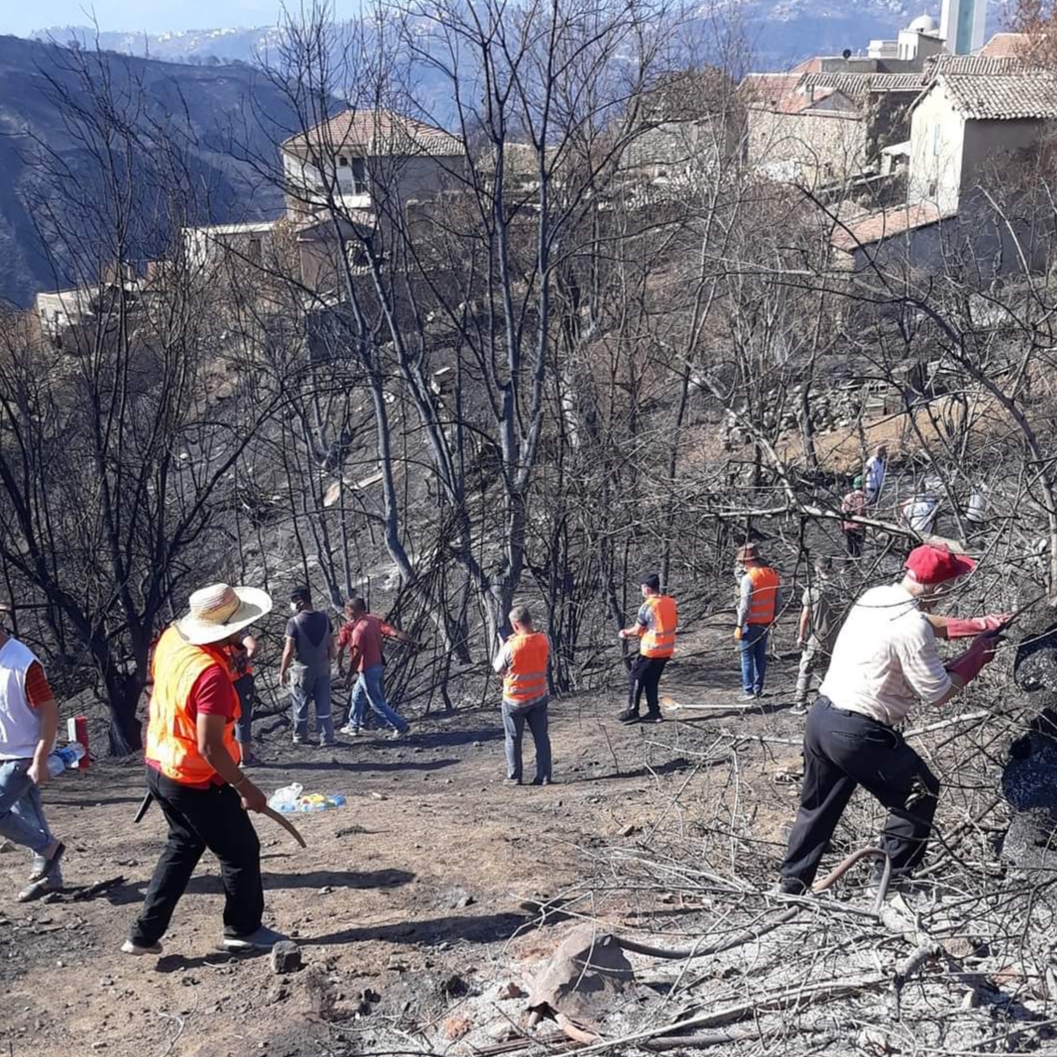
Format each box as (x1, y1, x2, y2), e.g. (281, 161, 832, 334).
(777, 544, 1008, 895)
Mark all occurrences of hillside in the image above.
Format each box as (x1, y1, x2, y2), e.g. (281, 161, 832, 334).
(0, 35, 297, 307)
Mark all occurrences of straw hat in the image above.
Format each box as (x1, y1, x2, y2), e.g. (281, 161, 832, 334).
(176, 583, 273, 645)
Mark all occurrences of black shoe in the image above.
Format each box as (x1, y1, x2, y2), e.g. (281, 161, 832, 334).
(617, 709, 641, 724)
(504, 777, 522, 786)
(772, 878, 808, 896)
(531, 777, 552, 786)
(642, 712, 663, 724)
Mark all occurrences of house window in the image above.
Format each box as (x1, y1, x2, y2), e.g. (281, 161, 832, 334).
(339, 156, 348, 167)
(351, 157, 367, 194)
(932, 124, 940, 157)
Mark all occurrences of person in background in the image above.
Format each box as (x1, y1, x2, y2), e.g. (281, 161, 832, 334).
(279, 587, 336, 747)
(616, 573, 678, 724)
(735, 544, 781, 701)
(336, 597, 420, 733)
(493, 605, 552, 786)
(792, 556, 841, 716)
(0, 626, 65, 903)
(125, 582, 286, 956)
(841, 476, 867, 558)
(864, 444, 888, 506)
(901, 483, 941, 537)
(777, 546, 1008, 896)
(228, 634, 258, 766)
(337, 597, 411, 739)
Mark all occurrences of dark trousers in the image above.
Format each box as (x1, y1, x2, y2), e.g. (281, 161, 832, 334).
(628, 655, 668, 715)
(781, 697, 940, 889)
(845, 531, 864, 558)
(233, 673, 255, 744)
(130, 768, 263, 946)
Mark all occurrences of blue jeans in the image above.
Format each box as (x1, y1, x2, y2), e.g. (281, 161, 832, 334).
(501, 697, 551, 783)
(739, 625, 769, 695)
(290, 669, 334, 742)
(345, 665, 408, 734)
(0, 759, 53, 855)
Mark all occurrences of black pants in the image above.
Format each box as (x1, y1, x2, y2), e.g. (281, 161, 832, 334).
(780, 697, 940, 890)
(628, 656, 668, 715)
(845, 531, 864, 558)
(130, 768, 263, 946)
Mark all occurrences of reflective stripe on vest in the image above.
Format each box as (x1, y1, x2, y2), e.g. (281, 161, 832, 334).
(641, 595, 678, 658)
(503, 632, 549, 704)
(747, 566, 779, 625)
(146, 627, 240, 785)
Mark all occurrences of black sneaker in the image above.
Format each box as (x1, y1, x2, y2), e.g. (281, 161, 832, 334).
(642, 712, 663, 724)
(771, 878, 809, 897)
(617, 709, 641, 724)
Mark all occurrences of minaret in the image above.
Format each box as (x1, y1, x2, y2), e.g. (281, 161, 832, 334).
(940, 0, 987, 54)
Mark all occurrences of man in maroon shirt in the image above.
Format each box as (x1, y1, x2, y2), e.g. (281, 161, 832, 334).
(336, 598, 417, 738)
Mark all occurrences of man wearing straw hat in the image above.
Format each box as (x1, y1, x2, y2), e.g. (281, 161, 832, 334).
(124, 583, 286, 956)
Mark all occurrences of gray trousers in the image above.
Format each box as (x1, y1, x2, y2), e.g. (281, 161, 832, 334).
(501, 696, 552, 783)
(796, 645, 827, 704)
(290, 668, 334, 742)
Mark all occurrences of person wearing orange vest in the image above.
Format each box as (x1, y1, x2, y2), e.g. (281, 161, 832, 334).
(492, 605, 552, 786)
(617, 573, 678, 724)
(125, 583, 287, 958)
(735, 544, 781, 700)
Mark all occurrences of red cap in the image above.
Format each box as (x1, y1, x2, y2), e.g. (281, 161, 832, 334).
(904, 544, 976, 585)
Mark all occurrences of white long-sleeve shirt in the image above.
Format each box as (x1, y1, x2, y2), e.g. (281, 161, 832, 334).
(819, 583, 951, 726)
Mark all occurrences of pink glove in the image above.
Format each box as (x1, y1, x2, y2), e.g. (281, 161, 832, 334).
(946, 632, 1000, 686)
(944, 614, 1011, 639)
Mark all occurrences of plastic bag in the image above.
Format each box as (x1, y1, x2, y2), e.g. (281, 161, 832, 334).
(267, 783, 304, 813)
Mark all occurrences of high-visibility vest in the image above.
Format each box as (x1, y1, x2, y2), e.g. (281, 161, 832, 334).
(146, 627, 240, 785)
(503, 632, 549, 704)
(640, 595, 678, 658)
(746, 566, 779, 625)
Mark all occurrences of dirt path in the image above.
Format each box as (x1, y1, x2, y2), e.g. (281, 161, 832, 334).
(0, 643, 806, 1057)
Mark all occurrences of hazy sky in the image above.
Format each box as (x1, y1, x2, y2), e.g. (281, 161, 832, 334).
(1, 1, 364, 37)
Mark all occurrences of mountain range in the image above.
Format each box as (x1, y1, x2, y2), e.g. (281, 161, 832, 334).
(0, 34, 297, 307)
(32, 1, 1013, 72)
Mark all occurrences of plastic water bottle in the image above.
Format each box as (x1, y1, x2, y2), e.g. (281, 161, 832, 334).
(46, 742, 85, 777)
(297, 794, 347, 812)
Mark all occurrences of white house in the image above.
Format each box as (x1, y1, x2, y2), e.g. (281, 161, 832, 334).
(908, 65, 1057, 215)
(181, 221, 277, 270)
(280, 107, 465, 221)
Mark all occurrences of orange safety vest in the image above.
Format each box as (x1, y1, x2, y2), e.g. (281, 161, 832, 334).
(746, 566, 779, 625)
(146, 626, 240, 785)
(640, 595, 678, 658)
(503, 631, 549, 704)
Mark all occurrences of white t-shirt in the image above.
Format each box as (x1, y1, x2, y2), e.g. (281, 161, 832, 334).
(819, 583, 951, 726)
(864, 456, 886, 500)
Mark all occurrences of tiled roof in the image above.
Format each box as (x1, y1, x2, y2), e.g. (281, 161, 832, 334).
(741, 72, 816, 113)
(831, 202, 950, 252)
(937, 71, 1057, 120)
(924, 55, 1031, 76)
(283, 108, 464, 158)
(798, 71, 928, 100)
(980, 32, 1032, 58)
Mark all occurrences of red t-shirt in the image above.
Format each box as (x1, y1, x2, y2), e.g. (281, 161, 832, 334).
(148, 663, 237, 788)
(24, 662, 54, 708)
(338, 615, 395, 672)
